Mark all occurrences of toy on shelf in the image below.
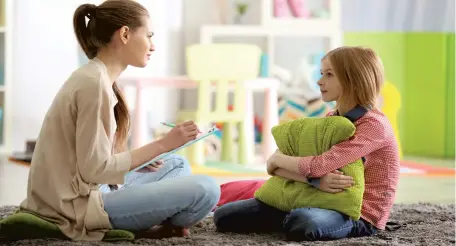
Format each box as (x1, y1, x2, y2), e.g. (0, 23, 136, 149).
(254, 115, 263, 143)
(273, 52, 326, 102)
(311, 0, 330, 18)
(272, 0, 333, 19)
(287, 0, 310, 18)
(260, 53, 269, 77)
(273, 0, 289, 18)
(275, 52, 335, 123)
(278, 95, 332, 124)
(273, 0, 310, 19)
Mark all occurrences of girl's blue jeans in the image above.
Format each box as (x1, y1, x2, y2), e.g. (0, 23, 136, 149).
(99, 154, 220, 231)
(214, 198, 377, 242)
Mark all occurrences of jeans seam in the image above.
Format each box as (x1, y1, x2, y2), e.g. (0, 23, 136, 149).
(285, 211, 329, 228)
(157, 162, 184, 181)
(172, 208, 200, 226)
(123, 173, 147, 188)
(319, 222, 353, 237)
(108, 206, 181, 223)
(285, 211, 354, 237)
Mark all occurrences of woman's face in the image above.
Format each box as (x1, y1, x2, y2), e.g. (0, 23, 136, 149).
(119, 16, 155, 68)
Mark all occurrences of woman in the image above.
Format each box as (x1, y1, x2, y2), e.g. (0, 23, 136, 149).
(19, 0, 220, 241)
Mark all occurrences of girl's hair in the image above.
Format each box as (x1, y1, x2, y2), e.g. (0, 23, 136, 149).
(73, 0, 149, 152)
(323, 46, 385, 110)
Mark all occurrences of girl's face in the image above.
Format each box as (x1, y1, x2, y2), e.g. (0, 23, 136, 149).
(317, 58, 343, 102)
(119, 16, 155, 68)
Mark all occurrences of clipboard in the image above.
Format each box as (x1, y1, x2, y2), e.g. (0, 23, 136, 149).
(128, 125, 220, 174)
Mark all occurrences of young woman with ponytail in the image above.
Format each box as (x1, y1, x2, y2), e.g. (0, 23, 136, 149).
(19, 0, 220, 241)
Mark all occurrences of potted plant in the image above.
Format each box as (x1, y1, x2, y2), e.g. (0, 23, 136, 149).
(234, 1, 249, 24)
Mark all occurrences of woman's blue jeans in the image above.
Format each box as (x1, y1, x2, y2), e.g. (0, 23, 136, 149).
(99, 154, 221, 231)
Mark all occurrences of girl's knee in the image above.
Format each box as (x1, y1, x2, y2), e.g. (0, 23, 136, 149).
(284, 208, 318, 228)
(213, 203, 230, 227)
(213, 203, 238, 231)
(283, 208, 325, 241)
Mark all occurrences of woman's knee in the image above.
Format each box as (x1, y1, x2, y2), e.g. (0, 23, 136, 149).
(189, 175, 221, 209)
(163, 154, 192, 174)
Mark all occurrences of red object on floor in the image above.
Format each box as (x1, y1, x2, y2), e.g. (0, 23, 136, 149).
(217, 180, 266, 207)
(400, 160, 455, 176)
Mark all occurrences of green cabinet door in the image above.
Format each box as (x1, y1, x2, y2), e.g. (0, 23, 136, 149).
(403, 33, 448, 158)
(343, 33, 406, 147)
(445, 34, 455, 159)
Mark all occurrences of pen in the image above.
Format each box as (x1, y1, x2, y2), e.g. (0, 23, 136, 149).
(160, 122, 176, 128)
(160, 122, 202, 133)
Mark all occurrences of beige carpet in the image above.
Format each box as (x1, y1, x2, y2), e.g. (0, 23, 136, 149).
(1, 203, 454, 246)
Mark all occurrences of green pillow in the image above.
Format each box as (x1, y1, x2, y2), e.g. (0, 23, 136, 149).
(254, 116, 365, 220)
(0, 211, 135, 242)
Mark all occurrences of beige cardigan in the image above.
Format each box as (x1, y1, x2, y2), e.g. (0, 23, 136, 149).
(19, 58, 132, 241)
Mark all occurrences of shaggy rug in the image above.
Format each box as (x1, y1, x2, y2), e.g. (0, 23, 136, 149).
(0, 203, 454, 246)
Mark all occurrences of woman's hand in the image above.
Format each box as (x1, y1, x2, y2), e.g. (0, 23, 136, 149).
(161, 121, 200, 151)
(137, 160, 164, 173)
(266, 150, 282, 175)
(318, 170, 354, 193)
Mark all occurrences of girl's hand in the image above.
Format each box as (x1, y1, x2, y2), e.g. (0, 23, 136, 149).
(137, 160, 164, 173)
(266, 150, 282, 175)
(161, 121, 200, 150)
(318, 170, 354, 193)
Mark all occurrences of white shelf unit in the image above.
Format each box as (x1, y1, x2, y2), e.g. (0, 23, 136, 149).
(0, 0, 13, 153)
(199, 0, 342, 76)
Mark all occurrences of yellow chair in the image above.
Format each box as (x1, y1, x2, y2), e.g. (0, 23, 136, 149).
(379, 81, 402, 158)
(177, 43, 262, 166)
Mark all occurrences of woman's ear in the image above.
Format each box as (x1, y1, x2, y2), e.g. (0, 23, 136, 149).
(118, 26, 130, 44)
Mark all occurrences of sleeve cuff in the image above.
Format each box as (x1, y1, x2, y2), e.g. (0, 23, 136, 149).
(308, 178, 321, 188)
(111, 151, 132, 184)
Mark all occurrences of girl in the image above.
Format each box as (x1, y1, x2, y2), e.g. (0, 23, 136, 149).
(19, 0, 220, 241)
(214, 46, 400, 242)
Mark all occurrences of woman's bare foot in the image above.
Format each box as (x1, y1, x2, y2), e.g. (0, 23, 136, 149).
(136, 225, 190, 239)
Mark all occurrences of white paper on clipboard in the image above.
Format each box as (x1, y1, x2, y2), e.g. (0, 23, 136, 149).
(128, 126, 220, 174)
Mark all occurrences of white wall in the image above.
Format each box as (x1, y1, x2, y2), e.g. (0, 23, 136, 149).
(11, 0, 184, 151)
(342, 0, 454, 31)
(12, 0, 82, 151)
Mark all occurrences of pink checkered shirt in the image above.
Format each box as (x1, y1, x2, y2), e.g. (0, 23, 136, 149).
(298, 109, 400, 230)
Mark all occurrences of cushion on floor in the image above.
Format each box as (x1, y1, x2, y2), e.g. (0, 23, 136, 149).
(0, 211, 134, 242)
(217, 180, 266, 207)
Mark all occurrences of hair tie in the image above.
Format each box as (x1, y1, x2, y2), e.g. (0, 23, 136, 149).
(86, 5, 97, 20)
